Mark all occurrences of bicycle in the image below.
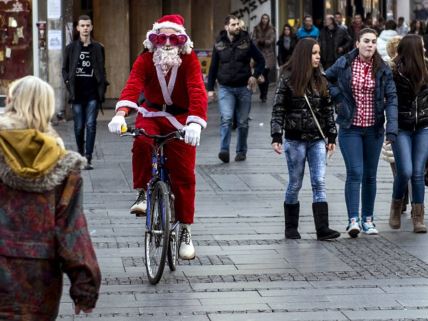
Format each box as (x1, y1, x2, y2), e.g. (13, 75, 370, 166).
(121, 127, 183, 284)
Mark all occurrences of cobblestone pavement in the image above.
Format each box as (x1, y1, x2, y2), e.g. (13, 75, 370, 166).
(56, 93, 428, 321)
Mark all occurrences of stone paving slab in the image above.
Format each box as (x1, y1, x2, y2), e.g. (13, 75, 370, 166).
(56, 95, 428, 320)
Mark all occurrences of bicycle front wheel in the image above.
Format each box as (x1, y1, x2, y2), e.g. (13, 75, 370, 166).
(145, 181, 170, 284)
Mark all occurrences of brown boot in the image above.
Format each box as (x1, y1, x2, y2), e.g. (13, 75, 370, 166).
(411, 203, 427, 233)
(389, 199, 403, 229)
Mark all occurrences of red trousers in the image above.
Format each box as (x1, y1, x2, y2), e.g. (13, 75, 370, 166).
(133, 114, 196, 224)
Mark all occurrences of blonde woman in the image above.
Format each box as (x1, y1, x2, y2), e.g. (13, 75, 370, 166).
(0, 76, 100, 319)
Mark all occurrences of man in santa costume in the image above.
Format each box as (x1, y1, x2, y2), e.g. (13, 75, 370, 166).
(108, 14, 207, 260)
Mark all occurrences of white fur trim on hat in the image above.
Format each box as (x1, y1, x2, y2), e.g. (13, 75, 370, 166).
(153, 21, 185, 33)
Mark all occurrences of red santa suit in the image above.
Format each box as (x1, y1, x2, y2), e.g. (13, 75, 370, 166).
(116, 49, 207, 224)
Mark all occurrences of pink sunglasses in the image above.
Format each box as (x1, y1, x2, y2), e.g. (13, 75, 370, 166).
(148, 33, 188, 47)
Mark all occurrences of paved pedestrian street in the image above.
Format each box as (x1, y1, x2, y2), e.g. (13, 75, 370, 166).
(56, 95, 428, 321)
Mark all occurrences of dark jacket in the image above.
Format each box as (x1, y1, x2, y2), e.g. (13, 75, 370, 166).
(319, 25, 352, 68)
(271, 71, 337, 144)
(207, 30, 265, 90)
(393, 63, 428, 131)
(325, 49, 398, 141)
(276, 35, 297, 66)
(62, 40, 108, 103)
(0, 114, 101, 320)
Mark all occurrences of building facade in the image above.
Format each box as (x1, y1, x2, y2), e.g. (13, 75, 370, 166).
(1, 0, 406, 110)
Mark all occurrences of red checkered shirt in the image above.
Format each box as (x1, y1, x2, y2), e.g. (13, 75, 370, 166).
(351, 56, 376, 127)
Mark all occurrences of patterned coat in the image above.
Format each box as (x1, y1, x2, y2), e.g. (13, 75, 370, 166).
(0, 115, 101, 320)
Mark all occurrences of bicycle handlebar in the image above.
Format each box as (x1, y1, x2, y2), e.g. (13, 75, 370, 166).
(120, 126, 184, 141)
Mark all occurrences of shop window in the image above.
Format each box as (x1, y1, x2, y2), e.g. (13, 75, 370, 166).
(0, 0, 33, 95)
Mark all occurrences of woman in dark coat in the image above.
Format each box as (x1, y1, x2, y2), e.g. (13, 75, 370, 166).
(271, 38, 340, 241)
(277, 23, 297, 67)
(389, 35, 428, 233)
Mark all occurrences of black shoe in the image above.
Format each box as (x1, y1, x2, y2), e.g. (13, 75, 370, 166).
(261, 97, 267, 103)
(284, 202, 301, 239)
(84, 156, 93, 170)
(235, 153, 246, 161)
(312, 202, 340, 241)
(218, 151, 230, 163)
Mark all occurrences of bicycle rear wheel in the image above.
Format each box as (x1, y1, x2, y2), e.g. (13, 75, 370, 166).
(145, 181, 170, 284)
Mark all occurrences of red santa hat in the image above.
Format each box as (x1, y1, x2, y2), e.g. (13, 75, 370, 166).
(143, 14, 193, 54)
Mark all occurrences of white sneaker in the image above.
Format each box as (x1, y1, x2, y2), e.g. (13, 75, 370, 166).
(346, 217, 360, 238)
(130, 190, 147, 216)
(361, 217, 378, 235)
(179, 224, 195, 260)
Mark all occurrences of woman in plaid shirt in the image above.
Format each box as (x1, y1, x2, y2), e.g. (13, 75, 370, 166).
(325, 28, 398, 238)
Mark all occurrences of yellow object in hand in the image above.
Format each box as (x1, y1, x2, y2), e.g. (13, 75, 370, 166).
(121, 124, 128, 133)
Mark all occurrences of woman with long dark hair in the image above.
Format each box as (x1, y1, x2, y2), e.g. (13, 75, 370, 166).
(325, 28, 398, 237)
(276, 23, 296, 67)
(389, 34, 428, 233)
(271, 38, 340, 241)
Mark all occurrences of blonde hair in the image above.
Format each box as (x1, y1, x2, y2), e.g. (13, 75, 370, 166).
(386, 35, 402, 60)
(5, 76, 55, 132)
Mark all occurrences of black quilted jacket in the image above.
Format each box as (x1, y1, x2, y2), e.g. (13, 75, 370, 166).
(393, 65, 428, 131)
(271, 72, 337, 144)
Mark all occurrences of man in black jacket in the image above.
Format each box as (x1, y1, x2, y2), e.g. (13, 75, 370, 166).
(319, 15, 352, 69)
(207, 15, 265, 163)
(62, 15, 108, 169)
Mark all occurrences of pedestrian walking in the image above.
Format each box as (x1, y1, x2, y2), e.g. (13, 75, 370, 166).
(108, 14, 207, 260)
(334, 11, 347, 31)
(396, 17, 409, 36)
(381, 35, 409, 214)
(252, 13, 276, 103)
(348, 14, 366, 45)
(409, 20, 426, 35)
(389, 34, 428, 233)
(0, 76, 101, 320)
(325, 28, 398, 238)
(271, 38, 340, 241)
(207, 15, 265, 163)
(277, 23, 296, 67)
(62, 15, 109, 170)
(377, 20, 398, 62)
(319, 14, 352, 69)
(296, 15, 320, 40)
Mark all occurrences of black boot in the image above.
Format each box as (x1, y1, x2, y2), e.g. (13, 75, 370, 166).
(312, 202, 340, 241)
(284, 202, 301, 239)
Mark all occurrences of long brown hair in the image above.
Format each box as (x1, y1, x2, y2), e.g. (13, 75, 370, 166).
(357, 28, 383, 77)
(282, 38, 327, 97)
(393, 34, 428, 92)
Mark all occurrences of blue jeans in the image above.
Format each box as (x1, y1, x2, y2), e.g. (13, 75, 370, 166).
(218, 85, 252, 154)
(392, 128, 428, 203)
(338, 126, 383, 222)
(72, 99, 99, 159)
(284, 139, 327, 204)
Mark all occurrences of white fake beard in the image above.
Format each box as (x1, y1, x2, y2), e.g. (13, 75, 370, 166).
(153, 47, 182, 75)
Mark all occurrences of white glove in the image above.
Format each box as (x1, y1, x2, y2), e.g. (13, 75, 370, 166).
(108, 115, 127, 134)
(183, 123, 202, 146)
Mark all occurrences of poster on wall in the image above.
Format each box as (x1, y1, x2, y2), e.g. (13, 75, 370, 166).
(194, 49, 212, 84)
(230, 0, 271, 33)
(412, 0, 428, 20)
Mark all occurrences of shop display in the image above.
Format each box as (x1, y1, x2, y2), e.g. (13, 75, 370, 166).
(0, 0, 32, 94)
